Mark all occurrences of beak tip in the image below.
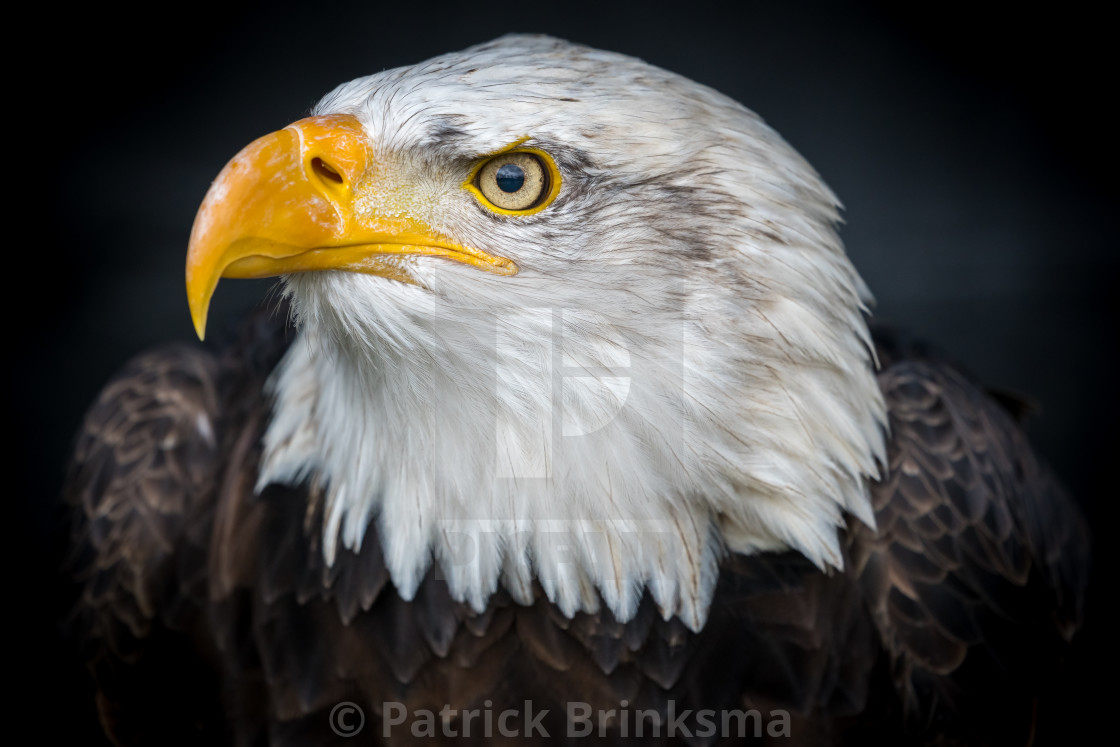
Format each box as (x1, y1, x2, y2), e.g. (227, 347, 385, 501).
(187, 261, 213, 341)
(191, 311, 207, 342)
(187, 287, 209, 341)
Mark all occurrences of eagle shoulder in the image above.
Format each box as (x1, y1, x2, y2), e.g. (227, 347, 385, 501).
(855, 331, 1090, 744)
(66, 344, 222, 644)
(64, 311, 291, 745)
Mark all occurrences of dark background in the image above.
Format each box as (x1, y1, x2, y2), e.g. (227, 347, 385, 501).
(13, 0, 1115, 742)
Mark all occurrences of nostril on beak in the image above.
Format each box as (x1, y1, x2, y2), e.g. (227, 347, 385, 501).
(311, 157, 344, 185)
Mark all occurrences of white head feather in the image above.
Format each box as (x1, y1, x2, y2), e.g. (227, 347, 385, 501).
(258, 35, 887, 631)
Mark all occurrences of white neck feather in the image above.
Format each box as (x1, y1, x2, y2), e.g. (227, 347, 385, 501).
(258, 241, 886, 631)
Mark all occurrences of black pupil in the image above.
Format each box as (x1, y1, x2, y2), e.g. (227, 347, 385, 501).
(495, 163, 526, 193)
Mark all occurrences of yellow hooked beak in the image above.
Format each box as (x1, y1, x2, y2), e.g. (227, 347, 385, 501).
(186, 113, 517, 339)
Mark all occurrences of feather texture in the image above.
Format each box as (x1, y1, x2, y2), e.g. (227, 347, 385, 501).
(66, 308, 1087, 745)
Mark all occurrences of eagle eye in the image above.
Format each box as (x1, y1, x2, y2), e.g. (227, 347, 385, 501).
(472, 150, 557, 213)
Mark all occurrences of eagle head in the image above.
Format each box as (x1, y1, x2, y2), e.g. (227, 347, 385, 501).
(187, 35, 886, 630)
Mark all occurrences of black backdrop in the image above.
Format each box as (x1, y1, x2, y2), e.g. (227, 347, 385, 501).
(14, 1, 1115, 742)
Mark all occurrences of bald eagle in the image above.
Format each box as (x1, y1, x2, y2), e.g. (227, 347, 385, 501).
(67, 35, 1088, 746)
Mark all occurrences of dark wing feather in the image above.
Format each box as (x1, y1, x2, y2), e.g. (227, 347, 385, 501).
(855, 351, 1090, 745)
(65, 344, 227, 744)
(65, 309, 291, 746)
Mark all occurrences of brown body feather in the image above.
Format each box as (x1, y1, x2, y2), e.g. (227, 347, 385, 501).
(65, 311, 1089, 746)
